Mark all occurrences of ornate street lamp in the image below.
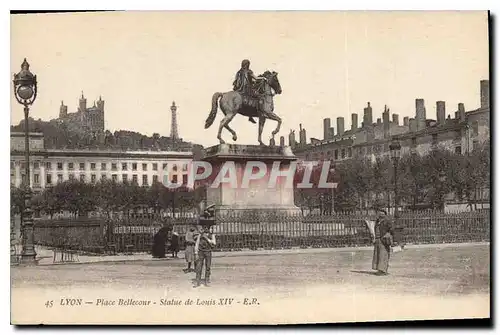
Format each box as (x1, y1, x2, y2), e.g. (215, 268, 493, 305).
(389, 139, 401, 216)
(13, 58, 38, 264)
(389, 139, 402, 246)
(330, 166, 335, 215)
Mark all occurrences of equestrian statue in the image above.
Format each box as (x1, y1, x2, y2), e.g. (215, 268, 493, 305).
(204, 59, 283, 145)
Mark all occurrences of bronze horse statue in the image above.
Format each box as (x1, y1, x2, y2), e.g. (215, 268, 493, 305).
(204, 71, 282, 145)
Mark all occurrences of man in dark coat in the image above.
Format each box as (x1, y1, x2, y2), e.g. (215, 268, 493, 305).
(151, 226, 170, 258)
(372, 210, 394, 275)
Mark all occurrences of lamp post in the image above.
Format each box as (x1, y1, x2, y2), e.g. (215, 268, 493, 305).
(389, 139, 401, 217)
(330, 166, 335, 215)
(13, 58, 38, 265)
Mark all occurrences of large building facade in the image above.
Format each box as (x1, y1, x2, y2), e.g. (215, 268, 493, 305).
(291, 80, 490, 162)
(10, 133, 194, 193)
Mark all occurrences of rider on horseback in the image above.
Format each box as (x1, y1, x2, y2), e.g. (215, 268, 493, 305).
(233, 59, 267, 124)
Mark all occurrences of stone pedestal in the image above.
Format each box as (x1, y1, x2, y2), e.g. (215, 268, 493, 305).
(201, 144, 300, 214)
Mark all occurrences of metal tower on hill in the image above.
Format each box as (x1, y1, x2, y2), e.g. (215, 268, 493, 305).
(170, 101, 179, 142)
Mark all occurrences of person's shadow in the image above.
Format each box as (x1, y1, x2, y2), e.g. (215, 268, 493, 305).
(350, 270, 379, 276)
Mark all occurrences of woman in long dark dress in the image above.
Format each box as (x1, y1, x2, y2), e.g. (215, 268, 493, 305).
(151, 227, 170, 258)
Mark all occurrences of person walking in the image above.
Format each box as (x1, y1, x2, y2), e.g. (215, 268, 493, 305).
(372, 210, 394, 276)
(193, 225, 216, 287)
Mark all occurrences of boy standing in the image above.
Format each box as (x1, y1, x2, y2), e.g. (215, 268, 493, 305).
(193, 225, 216, 287)
(183, 226, 197, 273)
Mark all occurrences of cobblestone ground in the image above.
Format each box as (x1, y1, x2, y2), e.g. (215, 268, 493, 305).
(11, 244, 490, 324)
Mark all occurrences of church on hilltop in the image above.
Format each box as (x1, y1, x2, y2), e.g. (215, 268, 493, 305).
(55, 92, 105, 137)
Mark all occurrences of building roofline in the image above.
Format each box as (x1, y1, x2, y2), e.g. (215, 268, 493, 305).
(10, 149, 193, 160)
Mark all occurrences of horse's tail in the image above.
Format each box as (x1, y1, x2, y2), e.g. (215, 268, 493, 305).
(205, 92, 222, 129)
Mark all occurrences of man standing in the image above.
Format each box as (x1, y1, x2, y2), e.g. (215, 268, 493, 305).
(183, 225, 197, 273)
(193, 225, 216, 287)
(372, 210, 394, 276)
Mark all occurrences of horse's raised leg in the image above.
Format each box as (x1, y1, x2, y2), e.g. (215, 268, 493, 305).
(224, 125, 237, 141)
(217, 112, 237, 144)
(266, 112, 282, 139)
(258, 115, 266, 146)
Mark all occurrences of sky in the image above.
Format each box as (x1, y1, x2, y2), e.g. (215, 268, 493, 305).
(10, 11, 489, 147)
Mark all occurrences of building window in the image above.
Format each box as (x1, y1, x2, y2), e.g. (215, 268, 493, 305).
(182, 163, 188, 171)
(455, 146, 462, 155)
(34, 174, 39, 185)
(33, 162, 39, 169)
(142, 163, 148, 171)
(172, 164, 178, 172)
(153, 163, 158, 171)
(10, 174, 14, 185)
(21, 174, 26, 185)
(142, 175, 148, 186)
(101, 174, 107, 180)
(46, 174, 52, 185)
(69, 174, 75, 181)
(334, 150, 338, 160)
(80, 174, 85, 182)
(341, 149, 346, 159)
(132, 174, 138, 184)
(348, 148, 352, 157)
(367, 146, 372, 155)
(46, 162, 52, 170)
(68, 163, 74, 170)
(79, 162, 85, 170)
(10, 161, 14, 169)
(153, 175, 158, 184)
(122, 163, 128, 171)
(326, 151, 331, 157)
(57, 162, 63, 170)
(132, 163, 138, 171)
(473, 140, 479, 150)
(172, 175, 178, 184)
(182, 174, 188, 185)
(122, 174, 128, 183)
(162, 163, 168, 170)
(57, 174, 63, 183)
(91, 174, 96, 183)
(112, 174, 118, 182)
(101, 163, 106, 170)
(91, 163, 96, 170)
(472, 121, 479, 136)
(111, 163, 117, 171)
(411, 137, 417, 147)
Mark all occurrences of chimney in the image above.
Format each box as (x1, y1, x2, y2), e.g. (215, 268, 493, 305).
(458, 103, 465, 122)
(409, 118, 417, 132)
(299, 124, 307, 145)
(363, 102, 373, 128)
(392, 114, 399, 126)
(383, 106, 390, 139)
(480, 80, 489, 108)
(377, 118, 381, 125)
(323, 118, 331, 140)
(279, 136, 285, 147)
(351, 113, 358, 131)
(436, 101, 446, 125)
(337, 117, 345, 136)
(403, 116, 409, 127)
(288, 130, 296, 149)
(415, 99, 426, 131)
